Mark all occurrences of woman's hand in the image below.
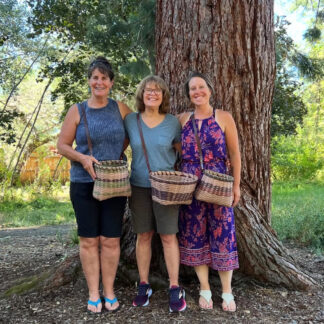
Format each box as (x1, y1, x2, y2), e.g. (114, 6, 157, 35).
(80, 155, 100, 180)
(232, 185, 241, 207)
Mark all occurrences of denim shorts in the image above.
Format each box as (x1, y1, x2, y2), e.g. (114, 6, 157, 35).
(70, 182, 127, 238)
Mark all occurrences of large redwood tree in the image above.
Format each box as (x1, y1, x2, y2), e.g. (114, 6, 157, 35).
(154, 0, 316, 290)
(24, 0, 318, 294)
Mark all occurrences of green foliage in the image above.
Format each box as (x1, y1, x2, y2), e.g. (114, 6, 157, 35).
(0, 109, 22, 144)
(26, 0, 321, 134)
(291, 52, 324, 80)
(0, 0, 46, 92)
(0, 184, 74, 227)
(272, 136, 323, 180)
(289, 0, 323, 42)
(0, 1, 62, 144)
(272, 15, 324, 137)
(272, 71, 324, 182)
(304, 26, 322, 42)
(273, 17, 307, 136)
(27, 0, 156, 114)
(0, 148, 7, 180)
(272, 182, 324, 252)
(69, 227, 79, 246)
(272, 76, 306, 137)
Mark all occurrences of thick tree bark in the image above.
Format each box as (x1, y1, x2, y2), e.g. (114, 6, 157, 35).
(154, 0, 317, 290)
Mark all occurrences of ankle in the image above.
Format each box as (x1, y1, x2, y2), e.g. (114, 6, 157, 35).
(169, 281, 179, 288)
(200, 285, 211, 291)
(103, 289, 115, 298)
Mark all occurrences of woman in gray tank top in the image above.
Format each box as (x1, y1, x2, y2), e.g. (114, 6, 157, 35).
(57, 57, 131, 314)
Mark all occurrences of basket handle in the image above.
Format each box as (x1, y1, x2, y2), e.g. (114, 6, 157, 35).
(136, 113, 152, 173)
(190, 113, 205, 171)
(80, 102, 93, 156)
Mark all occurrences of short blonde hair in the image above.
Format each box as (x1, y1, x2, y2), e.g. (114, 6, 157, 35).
(135, 75, 170, 114)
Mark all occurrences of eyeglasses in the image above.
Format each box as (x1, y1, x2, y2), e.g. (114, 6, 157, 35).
(144, 88, 162, 95)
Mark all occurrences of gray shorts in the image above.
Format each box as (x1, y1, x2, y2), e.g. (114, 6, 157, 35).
(129, 185, 179, 234)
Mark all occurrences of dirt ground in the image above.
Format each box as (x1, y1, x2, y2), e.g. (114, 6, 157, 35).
(0, 225, 323, 324)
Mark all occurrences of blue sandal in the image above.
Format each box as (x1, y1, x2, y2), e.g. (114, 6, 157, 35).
(87, 298, 102, 314)
(104, 296, 120, 312)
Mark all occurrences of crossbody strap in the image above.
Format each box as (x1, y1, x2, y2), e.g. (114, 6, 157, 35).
(190, 113, 205, 171)
(80, 102, 93, 156)
(136, 113, 152, 173)
(214, 109, 232, 175)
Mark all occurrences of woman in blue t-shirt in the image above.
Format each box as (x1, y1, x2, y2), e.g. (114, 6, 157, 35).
(124, 75, 186, 313)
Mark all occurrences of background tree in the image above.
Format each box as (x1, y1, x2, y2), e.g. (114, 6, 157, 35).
(26, 0, 322, 137)
(152, 0, 317, 289)
(27, 0, 156, 112)
(290, 0, 324, 42)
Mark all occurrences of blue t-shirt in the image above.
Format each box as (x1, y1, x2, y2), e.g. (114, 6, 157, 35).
(124, 112, 181, 188)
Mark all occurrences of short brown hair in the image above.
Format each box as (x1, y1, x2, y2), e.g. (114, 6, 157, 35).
(184, 71, 214, 100)
(135, 75, 170, 114)
(88, 56, 114, 80)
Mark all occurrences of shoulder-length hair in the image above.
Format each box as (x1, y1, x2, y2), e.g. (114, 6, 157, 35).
(135, 75, 170, 114)
(184, 71, 214, 100)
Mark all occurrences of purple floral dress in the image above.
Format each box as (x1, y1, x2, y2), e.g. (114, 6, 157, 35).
(179, 114, 239, 271)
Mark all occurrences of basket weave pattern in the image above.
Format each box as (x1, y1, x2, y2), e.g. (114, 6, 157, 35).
(93, 160, 131, 201)
(195, 169, 233, 207)
(150, 171, 198, 205)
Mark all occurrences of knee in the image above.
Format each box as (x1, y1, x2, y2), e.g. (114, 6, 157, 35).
(137, 231, 154, 245)
(100, 236, 120, 251)
(80, 237, 100, 251)
(160, 234, 178, 247)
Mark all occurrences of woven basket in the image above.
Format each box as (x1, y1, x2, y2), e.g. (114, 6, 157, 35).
(93, 160, 131, 201)
(195, 169, 234, 207)
(150, 171, 198, 205)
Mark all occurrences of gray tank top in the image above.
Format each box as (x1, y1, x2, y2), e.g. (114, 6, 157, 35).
(70, 99, 125, 182)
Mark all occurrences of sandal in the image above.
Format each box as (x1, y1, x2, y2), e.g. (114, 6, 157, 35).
(221, 293, 236, 312)
(104, 296, 120, 312)
(199, 290, 213, 310)
(87, 298, 102, 314)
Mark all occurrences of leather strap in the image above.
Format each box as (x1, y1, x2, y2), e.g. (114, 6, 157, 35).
(190, 113, 205, 171)
(80, 102, 93, 156)
(136, 113, 152, 173)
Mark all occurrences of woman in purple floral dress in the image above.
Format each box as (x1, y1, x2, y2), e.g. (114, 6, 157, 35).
(178, 72, 241, 312)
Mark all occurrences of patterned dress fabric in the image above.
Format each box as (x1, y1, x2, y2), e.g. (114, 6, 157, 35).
(179, 114, 239, 271)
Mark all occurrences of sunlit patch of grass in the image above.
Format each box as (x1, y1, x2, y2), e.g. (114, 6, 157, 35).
(271, 181, 324, 252)
(69, 226, 79, 246)
(0, 184, 74, 228)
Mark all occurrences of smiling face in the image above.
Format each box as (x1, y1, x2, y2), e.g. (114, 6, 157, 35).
(88, 68, 113, 98)
(188, 77, 212, 107)
(143, 82, 163, 110)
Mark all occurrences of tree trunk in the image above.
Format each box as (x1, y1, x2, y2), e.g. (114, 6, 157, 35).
(154, 0, 317, 290)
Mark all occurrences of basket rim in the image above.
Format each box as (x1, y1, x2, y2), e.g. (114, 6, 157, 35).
(94, 160, 128, 170)
(203, 169, 234, 182)
(150, 171, 198, 185)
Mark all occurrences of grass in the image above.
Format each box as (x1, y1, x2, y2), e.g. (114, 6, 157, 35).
(0, 181, 323, 253)
(271, 181, 324, 253)
(0, 184, 75, 228)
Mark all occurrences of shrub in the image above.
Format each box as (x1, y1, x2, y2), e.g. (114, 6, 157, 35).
(272, 136, 324, 181)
